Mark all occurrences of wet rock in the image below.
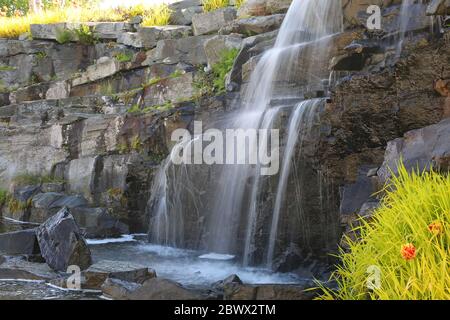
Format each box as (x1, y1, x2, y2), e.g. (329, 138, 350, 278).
(379, 118, 450, 182)
(272, 243, 303, 273)
(71, 207, 129, 238)
(0, 229, 40, 255)
(339, 167, 379, 216)
(36, 207, 92, 272)
(192, 8, 237, 36)
(102, 277, 201, 300)
(426, 0, 450, 15)
(0, 257, 58, 280)
(213, 274, 242, 291)
(84, 260, 156, 289)
(100, 278, 143, 299)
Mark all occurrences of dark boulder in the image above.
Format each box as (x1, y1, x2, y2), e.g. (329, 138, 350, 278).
(71, 207, 129, 238)
(0, 229, 41, 255)
(36, 207, 92, 272)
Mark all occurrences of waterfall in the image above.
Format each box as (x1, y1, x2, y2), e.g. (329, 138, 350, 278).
(266, 98, 323, 267)
(396, 0, 427, 58)
(147, 0, 344, 267)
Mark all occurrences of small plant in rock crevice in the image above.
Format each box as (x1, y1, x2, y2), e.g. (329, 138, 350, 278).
(0, 189, 10, 208)
(55, 28, 74, 44)
(73, 25, 99, 45)
(114, 52, 133, 63)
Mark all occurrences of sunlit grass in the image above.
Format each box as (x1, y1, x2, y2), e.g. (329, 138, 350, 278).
(0, 3, 171, 39)
(316, 162, 450, 300)
(202, 0, 229, 12)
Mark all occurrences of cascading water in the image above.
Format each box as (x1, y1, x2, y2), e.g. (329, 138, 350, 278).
(396, 0, 427, 58)
(147, 0, 344, 268)
(207, 0, 343, 259)
(266, 99, 323, 267)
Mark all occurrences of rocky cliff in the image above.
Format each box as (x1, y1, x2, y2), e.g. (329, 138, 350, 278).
(0, 0, 449, 278)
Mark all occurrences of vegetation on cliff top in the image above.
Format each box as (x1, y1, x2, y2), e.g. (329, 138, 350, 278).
(0, 1, 171, 38)
(202, 0, 245, 12)
(318, 163, 450, 300)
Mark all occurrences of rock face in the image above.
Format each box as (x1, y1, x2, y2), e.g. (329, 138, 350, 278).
(379, 118, 450, 182)
(192, 8, 237, 36)
(0, 257, 58, 280)
(0, 229, 40, 255)
(84, 260, 156, 289)
(35, 207, 92, 271)
(101, 277, 201, 300)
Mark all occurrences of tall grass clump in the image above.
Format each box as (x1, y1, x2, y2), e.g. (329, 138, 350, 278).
(235, 0, 246, 8)
(202, 0, 229, 12)
(0, 189, 9, 208)
(318, 163, 450, 300)
(141, 4, 172, 27)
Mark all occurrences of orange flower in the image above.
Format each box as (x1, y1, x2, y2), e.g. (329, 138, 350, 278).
(428, 221, 443, 235)
(401, 243, 416, 261)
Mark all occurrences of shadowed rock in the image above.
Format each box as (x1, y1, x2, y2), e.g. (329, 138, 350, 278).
(36, 207, 92, 272)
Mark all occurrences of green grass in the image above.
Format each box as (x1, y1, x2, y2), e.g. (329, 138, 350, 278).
(0, 65, 16, 71)
(211, 48, 239, 93)
(114, 52, 133, 63)
(317, 163, 450, 300)
(55, 28, 74, 44)
(73, 25, 98, 45)
(0, 3, 171, 39)
(0, 189, 9, 207)
(127, 104, 142, 114)
(141, 4, 172, 27)
(202, 0, 229, 12)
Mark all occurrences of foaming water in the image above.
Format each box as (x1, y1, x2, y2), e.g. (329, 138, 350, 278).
(89, 240, 304, 288)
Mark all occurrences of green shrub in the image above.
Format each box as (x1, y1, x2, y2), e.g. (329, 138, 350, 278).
(211, 48, 238, 93)
(55, 28, 74, 44)
(114, 52, 133, 63)
(0, 189, 9, 207)
(127, 104, 141, 114)
(317, 163, 450, 300)
(73, 25, 98, 45)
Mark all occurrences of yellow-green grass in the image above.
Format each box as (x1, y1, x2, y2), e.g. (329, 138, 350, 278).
(0, 4, 171, 39)
(317, 163, 450, 300)
(202, 0, 229, 12)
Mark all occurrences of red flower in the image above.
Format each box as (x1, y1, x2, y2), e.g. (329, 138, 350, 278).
(428, 221, 443, 236)
(401, 243, 416, 261)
